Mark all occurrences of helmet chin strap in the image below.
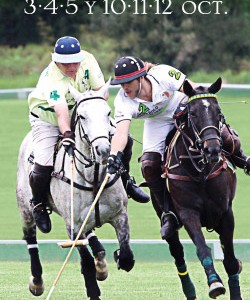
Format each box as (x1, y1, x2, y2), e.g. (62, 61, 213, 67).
(136, 77, 142, 98)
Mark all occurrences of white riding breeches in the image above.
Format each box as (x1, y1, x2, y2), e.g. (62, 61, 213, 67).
(142, 117, 175, 159)
(29, 115, 60, 166)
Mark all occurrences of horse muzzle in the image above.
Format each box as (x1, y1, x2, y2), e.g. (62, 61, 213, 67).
(203, 139, 222, 163)
(93, 139, 111, 165)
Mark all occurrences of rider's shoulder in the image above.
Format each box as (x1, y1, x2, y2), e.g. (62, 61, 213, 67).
(148, 64, 178, 75)
(79, 50, 98, 65)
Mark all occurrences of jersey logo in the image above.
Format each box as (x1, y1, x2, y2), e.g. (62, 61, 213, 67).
(138, 103, 150, 114)
(84, 69, 89, 79)
(168, 70, 181, 80)
(50, 90, 60, 101)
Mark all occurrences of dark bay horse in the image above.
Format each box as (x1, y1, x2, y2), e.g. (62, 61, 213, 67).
(164, 78, 242, 299)
(16, 83, 134, 300)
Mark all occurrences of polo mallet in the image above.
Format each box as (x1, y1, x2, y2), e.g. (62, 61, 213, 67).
(70, 155, 74, 241)
(46, 173, 111, 300)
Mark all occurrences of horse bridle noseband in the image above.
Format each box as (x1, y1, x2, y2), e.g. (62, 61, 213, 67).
(71, 96, 112, 165)
(173, 93, 226, 177)
(187, 94, 224, 150)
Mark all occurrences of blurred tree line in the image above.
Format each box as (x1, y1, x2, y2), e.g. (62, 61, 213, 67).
(0, 0, 249, 74)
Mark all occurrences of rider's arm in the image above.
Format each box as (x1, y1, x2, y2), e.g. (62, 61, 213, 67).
(110, 120, 131, 154)
(54, 102, 71, 134)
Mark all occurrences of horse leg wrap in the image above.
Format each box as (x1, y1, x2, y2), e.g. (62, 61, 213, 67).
(86, 232, 105, 257)
(28, 247, 43, 278)
(114, 247, 135, 272)
(78, 247, 101, 298)
(228, 274, 242, 300)
(202, 256, 222, 284)
(177, 264, 196, 299)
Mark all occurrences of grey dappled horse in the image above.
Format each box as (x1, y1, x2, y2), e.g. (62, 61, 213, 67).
(16, 83, 134, 300)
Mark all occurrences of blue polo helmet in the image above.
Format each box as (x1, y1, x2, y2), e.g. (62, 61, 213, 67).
(111, 56, 147, 85)
(52, 36, 85, 63)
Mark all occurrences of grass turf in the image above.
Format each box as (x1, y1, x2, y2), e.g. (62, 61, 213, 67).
(0, 88, 250, 240)
(0, 261, 249, 299)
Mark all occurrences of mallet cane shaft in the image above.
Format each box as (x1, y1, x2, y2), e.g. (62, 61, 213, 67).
(70, 156, 74, 241)
(46, 173, 111, 300)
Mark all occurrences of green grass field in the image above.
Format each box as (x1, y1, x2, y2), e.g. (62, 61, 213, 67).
(0, 261, 250, 300)
(0, 89, 250, 300)
(0, 89, 249, 240)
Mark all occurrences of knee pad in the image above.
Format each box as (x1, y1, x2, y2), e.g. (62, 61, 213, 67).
(140, 152, 163, 183)
(122, 135, 134, 171)
(221, 125, 241, 155)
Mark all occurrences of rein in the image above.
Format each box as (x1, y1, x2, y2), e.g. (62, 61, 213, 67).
(52, 95, 117, 227)
(165, 93, 227, 182)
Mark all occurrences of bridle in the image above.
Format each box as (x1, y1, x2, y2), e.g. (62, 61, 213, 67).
(173, 93, 226, 178)
(187, 94, 223, 150)
(71, 96, 112, 168)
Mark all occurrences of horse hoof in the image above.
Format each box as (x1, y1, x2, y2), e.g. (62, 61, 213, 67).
(209, 282, 226, 299)
(29, 276, 44, 296)
(95, 251, 108, 281)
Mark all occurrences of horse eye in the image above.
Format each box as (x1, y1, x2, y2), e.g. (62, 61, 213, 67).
(189, 111, 196, 117)
(108, 111, 111, 117)
(79, 115, 86, 120)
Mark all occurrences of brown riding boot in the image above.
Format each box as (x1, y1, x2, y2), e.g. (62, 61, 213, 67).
(121, 135, 150, 203)
(221, 125, 250, 175)
(29, 163, 53, 233)
(140, 152, 180, 239)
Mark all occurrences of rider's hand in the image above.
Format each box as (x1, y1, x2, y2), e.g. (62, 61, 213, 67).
(107, 151, 124, 174)
(62, 131, 75, 157)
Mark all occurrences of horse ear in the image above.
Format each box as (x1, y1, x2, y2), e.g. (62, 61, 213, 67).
(183, 79, 195, 97)
(68, 84, 82, 103)
(208, 77, 222, 94)
(98, 78, 111, 100)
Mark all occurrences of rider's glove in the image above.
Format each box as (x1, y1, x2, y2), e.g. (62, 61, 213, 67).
(173, 100, 187, 119)
(107, 151, 124, 174)
(62, 130, 75, 157)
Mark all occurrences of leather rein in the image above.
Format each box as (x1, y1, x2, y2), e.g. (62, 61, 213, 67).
(164, 94, 229, 182)
(52, 96, 119, 227)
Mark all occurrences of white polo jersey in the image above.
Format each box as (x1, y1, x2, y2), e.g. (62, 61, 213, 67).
(114, 64, 186, 123)
(114, 64, 187, 156)
(28, 50, 105, 126)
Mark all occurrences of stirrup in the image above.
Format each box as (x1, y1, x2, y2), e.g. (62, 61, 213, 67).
(30, 201, 52, 215)
(161, 211, 180, 229)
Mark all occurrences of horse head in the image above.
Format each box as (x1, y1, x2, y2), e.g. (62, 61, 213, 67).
(183, 78, 224, 163)
(69, 81, 112, 165)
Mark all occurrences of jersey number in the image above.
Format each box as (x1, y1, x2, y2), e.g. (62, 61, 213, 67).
(168, 70, 181, 80)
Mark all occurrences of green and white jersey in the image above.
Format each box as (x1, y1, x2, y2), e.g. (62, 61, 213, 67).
(114, 64, 186, 124)
(28, 50, 105, 125)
